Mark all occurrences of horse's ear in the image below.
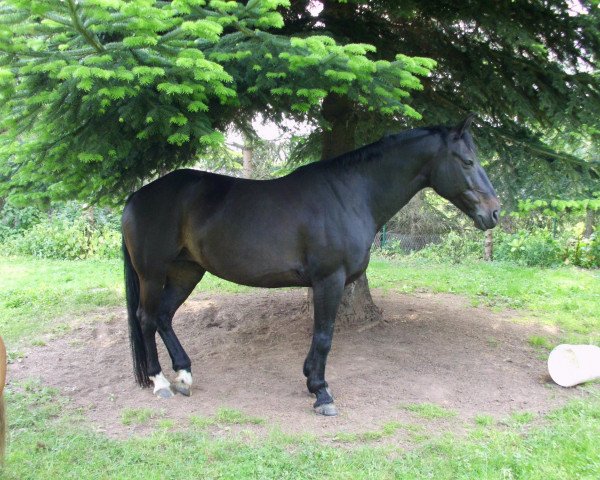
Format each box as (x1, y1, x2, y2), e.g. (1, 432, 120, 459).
(454, 113, 477, 138)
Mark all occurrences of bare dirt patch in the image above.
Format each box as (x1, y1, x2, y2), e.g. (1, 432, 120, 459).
(9, 290, 591, 441)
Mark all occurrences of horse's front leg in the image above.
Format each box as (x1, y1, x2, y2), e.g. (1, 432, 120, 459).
(305, 270, 345, 416)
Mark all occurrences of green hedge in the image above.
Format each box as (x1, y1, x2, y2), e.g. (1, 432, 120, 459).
(381, 228, 599, 268)
(0, 203, 121, 260)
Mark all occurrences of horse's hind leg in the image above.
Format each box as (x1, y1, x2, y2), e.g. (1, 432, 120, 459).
(137, 273, 174, 398)
(157, 260, 205, 397)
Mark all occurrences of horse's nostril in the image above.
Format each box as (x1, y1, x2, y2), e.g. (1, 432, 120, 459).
(492, 210, 499, 223)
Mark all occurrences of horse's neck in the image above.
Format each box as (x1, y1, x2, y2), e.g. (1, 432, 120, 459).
(360, 136, 436, 229)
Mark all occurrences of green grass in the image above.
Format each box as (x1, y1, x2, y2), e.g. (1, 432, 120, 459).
(0, 257, 123, 345)
(214, 407, 264, 425)
(367, 257, 600, 340)
(189, 408, 265, 429)
(0, 256, 250, 347)
(332, 421, 405, 443)
(507, 411, 536, 426)
(528, 335, 554, 350)
(474, 414, 495, 427)
(3, 382, 600, 479)
(402, 402, 457, 419)
(2, 255, 600, 478)
(121, 408, 157, 426)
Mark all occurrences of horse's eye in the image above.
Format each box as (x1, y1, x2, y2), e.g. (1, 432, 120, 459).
(453, 152, 473, 167)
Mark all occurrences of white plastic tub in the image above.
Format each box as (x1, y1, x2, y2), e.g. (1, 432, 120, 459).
(548, 344, 600, 387)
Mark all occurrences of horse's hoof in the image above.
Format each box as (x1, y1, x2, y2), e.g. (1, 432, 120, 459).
(173, 382, 191, 397)
(156, 388, 174, 399)
(314, 403, 338, 416)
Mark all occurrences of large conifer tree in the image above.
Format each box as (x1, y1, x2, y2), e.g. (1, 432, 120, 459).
(283, 0, 600, 199)
(0, 0, 434, 203)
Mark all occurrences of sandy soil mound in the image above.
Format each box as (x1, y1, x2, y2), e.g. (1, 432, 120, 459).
(10, 289, 589, 439)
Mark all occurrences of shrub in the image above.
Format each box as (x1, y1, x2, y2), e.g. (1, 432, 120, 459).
(0, 204, 42, 240)
(411, 230, 483, 263)
(495, 230, 563, 267)
(565, 228, 600, 268)
(376, 239, 407, 258)
(0, 202, 121, 260)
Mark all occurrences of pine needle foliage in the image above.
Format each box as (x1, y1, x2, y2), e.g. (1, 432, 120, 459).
(0, 0, 435, 204)
(282, 0, 600, 201)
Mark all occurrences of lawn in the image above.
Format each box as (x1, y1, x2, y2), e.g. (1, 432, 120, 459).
(1, 255, 599, 479)
(0, 256, 250, 346)
(2, 255, 598, 347)
(368, 257, 600, 340)
(3, 380, 599, 479)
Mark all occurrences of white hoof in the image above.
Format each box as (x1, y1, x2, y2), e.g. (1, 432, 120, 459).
(156, 388, 174, 399)
(150, 372, 173, 398)
(174, 369, 192, 396)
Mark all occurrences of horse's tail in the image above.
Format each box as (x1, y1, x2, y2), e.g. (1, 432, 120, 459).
(123, 238, 151, 387)
(0, 335, 7, 463)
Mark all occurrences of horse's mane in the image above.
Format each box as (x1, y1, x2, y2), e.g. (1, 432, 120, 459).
(298, 126, 451, 173)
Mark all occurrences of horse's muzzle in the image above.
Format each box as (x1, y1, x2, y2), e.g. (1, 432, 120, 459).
(454, 191, 500, 231)
(475, 211, 499, 230)
(473, 199, 500, 231)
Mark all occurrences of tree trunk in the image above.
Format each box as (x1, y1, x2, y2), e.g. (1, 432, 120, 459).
(584, 208, 595, 238)
(242, 133, 254, 179)
(484, 229, 493, 261)
(306, 93, 382, 326)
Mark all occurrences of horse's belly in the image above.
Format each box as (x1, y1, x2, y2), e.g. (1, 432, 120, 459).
(192, 241, 308, 288)
(212, 268, 307, 288)
(206, 261, 308, 288)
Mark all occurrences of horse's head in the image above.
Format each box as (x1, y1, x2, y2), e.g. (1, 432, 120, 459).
(429, 115, 500, 230)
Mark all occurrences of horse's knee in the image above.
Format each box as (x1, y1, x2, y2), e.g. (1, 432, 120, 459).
(303, 356, 312, 377)
(313, 333, 332, 355)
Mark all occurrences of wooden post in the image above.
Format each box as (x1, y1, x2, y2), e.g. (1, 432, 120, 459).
(484, 229, 493, 261)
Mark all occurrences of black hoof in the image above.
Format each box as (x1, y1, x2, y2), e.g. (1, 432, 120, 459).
(174, 382, 191, 397)
(314, 403, 338, 416)
(156, 388, 174, 399)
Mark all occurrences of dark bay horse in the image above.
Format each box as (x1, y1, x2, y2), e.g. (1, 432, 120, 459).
(122, 115, 500, 415)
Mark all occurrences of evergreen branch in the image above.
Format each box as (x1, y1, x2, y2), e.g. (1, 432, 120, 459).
(66, 0, 104, 53)
(43, 12, 72, 28)
(158, 27, 184, 44)
(187, 5, 257, 39)
(234, 21, 257, 37)
(494, 131, 592, 166)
